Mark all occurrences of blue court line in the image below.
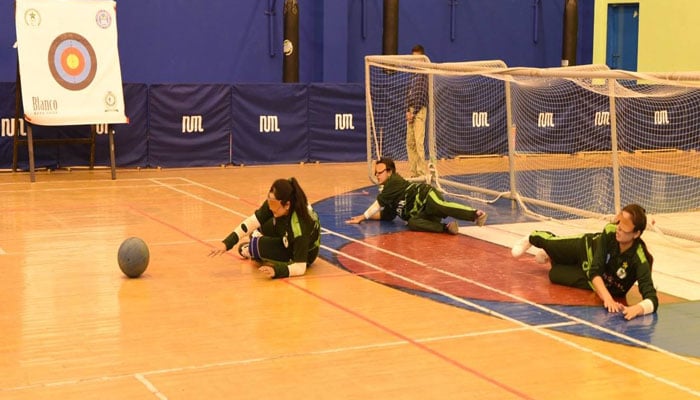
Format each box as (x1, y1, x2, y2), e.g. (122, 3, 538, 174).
(313, 184, 700, 358)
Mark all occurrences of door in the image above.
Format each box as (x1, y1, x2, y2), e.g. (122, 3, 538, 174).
(606, 4, 639, 71)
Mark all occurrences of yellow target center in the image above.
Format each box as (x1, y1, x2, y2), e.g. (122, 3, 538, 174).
(66, 53, 80, 70)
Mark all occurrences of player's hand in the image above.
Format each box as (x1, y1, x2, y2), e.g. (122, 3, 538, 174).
(259, 265, 275, 278)
(208, 243, 228, 257)
(346, 215, 365, 224)
(406, 111, 414, 122)
(622, 304, 643, 320)
(602, 297, 623, 313)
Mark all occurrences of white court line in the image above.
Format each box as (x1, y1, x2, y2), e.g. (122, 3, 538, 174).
(317, 234, 700, 397)
(165, 176, 700, 365)
(0, 322, 570, 393)
(153, 177, 700, 397)
(3, 178, 698, 396)
(321, 227, 700, 363)
(149, 178, 246, 217)
(464, 220, 700, 300)
(0, 176, 195, 193)
(134, 374, 168, 400)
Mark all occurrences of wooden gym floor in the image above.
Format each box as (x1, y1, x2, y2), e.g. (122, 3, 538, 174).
(1, 163, 699, 399)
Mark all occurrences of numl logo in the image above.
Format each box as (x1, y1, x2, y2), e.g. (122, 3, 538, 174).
(537, 112, 555, 127)
(259, 115, 280, 133)
(334, 113, 355, 130)
(182, 115, 204, 133)
(0, 118, 27, 137)
(594, 111, 611, 126)
(654, 110, 670, 125)
(471, 112, 490, 127)
(95, 124, 110, 134)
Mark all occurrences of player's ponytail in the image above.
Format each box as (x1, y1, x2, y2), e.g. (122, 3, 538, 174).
(270, 178, 311, 223)
(289, 177, 312, 223)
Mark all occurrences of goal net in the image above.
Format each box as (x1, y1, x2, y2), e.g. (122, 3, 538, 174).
(364, 56, 700, 242)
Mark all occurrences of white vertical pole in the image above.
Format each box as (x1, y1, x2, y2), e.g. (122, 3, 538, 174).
(609, 78, 621, 213)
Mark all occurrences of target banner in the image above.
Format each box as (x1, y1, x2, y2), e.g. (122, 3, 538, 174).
(15, 0, 127, 126)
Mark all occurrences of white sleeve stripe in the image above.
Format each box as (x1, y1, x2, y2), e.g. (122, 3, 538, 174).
(288, 262, 307, 277)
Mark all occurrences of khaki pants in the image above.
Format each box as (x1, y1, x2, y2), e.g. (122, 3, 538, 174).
(406, 106, 427, 177)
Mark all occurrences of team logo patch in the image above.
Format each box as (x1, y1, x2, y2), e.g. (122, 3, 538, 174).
(104, 91, 117, 110)
(616, 261, 628, 279)
(95, 10, 112, 29)
(24, 8, 41, 26)
(48, 32, 97, 91)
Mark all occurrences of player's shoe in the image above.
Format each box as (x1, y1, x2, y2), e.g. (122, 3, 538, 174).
(475, 211, 488, 227)
(511, 235, 532, 258)
(535, 249, 550, 264)
(237, 243, 251, 259)
(446, 221, 459, 235)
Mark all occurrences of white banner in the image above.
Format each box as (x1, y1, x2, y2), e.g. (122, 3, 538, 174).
(15, 0, 127, 126)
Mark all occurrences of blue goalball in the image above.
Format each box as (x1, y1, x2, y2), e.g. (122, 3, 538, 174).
(118, 237, 150, 278)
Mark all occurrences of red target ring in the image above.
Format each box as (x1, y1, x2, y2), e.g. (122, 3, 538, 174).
(48, 32, 97, 91)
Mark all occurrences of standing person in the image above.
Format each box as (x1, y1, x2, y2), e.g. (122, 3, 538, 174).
(209, 178, 321, 279)
(346, 157, 487, 233)
(511, 204, 657, 320)
(406, 44, 429, 178)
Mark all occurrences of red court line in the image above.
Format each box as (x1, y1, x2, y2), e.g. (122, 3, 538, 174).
(285, 279, 536, 400)
(125, 204, 535, 399)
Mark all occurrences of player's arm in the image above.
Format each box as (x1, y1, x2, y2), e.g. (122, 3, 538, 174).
(208, 213, 261, 257)
(588, 227, 623, 313)
(623, 259, 657, 320)
(260, 262, 307, 279)
(346, 200, 381, 224)
(622, 299, 654, 320)
(590, 275, 623, 313)
(261, 232, 313, 279)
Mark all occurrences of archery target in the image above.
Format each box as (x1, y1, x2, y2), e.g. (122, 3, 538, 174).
(48, 32, 97, 91)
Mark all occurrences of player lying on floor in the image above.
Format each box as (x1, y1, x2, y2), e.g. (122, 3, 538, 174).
(346, 157, 487, 233)
(511, 203, 657, 321)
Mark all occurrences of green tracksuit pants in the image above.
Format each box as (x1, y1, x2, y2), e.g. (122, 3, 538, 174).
(406, 190, 479, 233)
(529, 231, 597, 290)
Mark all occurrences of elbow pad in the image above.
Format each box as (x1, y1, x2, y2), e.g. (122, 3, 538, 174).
(223, 214, 262, 251)
(235, 214, 261, 239)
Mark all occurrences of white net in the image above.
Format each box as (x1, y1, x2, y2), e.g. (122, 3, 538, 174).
(364, 57, 700, 243)
(364, 55, 431, 175)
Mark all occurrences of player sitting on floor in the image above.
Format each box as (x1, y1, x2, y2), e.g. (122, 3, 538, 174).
(511, 203, 657, 321)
